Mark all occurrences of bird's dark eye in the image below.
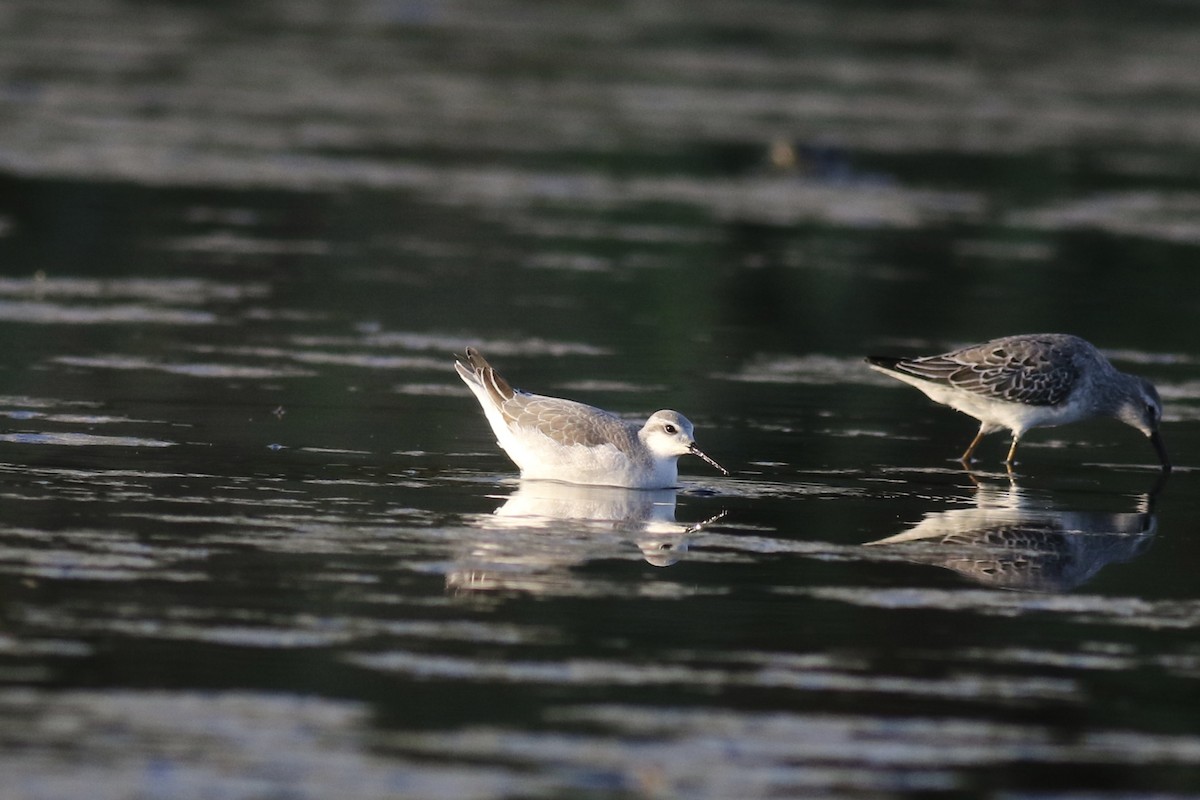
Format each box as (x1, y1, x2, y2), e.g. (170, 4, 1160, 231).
(664, 424, 677, 434)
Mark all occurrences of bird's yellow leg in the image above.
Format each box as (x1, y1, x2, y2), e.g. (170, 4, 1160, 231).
(1004, 435, 1020, 465)
(960, 427, 987, 463)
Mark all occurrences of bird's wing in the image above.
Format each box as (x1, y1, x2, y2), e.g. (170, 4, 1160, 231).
(505, 395, 641, 452)
(892, 337, 1080, 406)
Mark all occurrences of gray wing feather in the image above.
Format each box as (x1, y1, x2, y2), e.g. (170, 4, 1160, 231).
(508, 395, 641, 455)
(894, 336, 1081, 406)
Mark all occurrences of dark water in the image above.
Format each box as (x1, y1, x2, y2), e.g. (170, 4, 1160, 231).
(3, 1, 1200, 798)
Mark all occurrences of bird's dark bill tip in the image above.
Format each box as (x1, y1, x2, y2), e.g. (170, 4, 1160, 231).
(1150, 431, 1171, 472)
(690, 444, 729, 476)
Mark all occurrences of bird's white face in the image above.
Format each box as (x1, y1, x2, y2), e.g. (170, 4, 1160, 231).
(640, 410, 697, 458)
(640, 410, 729, 475)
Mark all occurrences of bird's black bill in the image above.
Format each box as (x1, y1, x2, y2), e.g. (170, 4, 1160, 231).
(1150, 431, 1171, 472)
(689, 443, 729, 476)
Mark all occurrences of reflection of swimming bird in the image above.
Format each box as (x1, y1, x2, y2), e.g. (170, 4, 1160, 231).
(865, 480, 1158, 592)
(494, 482, 696, 566)
(865, 334, 1169, 469)
(446, 482, 723, 594)
(455, 347, 728, 488)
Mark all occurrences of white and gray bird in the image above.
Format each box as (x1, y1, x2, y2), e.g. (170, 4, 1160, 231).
(455, 347, 728, 488)
(866, 333, 1169, 469)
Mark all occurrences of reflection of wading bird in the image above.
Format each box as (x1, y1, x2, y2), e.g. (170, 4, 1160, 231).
(866, 334, 1169, 469)
(455, 347, 727, 489)
(865, 479, 1159, 592)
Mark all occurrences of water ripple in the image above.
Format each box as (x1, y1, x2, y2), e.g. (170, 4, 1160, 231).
(717, 354, 891, 386)
(54, 355, 315, 379)
(0, 277, 270, 303)
(796, 586, 1200, 629)
(347, 649, 1079, 704)
(0, 300, 214, 325)
(0, 690, 530, 800)
(0, 432, 175, 448)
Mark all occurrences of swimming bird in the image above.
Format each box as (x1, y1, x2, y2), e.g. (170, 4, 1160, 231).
(865, 334, 1169, 469)
(455, 347, 728, 488)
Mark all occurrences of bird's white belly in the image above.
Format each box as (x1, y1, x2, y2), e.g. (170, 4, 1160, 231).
(500, 433, 676, 489)
(916, 382, 1087, 435)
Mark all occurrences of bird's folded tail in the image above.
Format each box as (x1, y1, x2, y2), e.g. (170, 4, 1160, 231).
(864, 355, 903, 371)
(865, 354, 960, 383)
(456, 347, 516, 408)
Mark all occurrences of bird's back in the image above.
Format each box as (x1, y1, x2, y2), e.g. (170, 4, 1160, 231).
(869, 333, 1094, 407)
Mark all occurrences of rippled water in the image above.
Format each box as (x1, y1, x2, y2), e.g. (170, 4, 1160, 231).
(3, 1, 1200, 798)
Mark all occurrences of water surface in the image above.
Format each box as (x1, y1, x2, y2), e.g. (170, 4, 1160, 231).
(2, 1, 1200, 798)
